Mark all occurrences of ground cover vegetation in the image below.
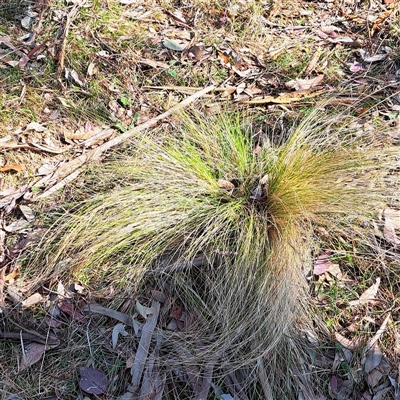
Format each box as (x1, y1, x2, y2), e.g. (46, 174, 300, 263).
(0, 0, 400, 399)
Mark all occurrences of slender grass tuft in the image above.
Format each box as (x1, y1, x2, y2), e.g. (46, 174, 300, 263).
(25, 105, 398, 397)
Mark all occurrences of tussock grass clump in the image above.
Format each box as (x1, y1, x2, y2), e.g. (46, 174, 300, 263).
(26, 106, 397, 396)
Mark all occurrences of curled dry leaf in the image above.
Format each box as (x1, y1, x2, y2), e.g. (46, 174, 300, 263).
(383, 208, 400, 246)
(349, 277, 380, 306)
(335, 332, 365, 350)
(136, 300, 154, 319)
(217, 179, 235, 190)
(285, 75, 324, 91)
(21, 293, 43, 308)
(19, 205, 35, 222)
(20, 342, 46, 371)
(112, 323, 129, 349)
(0, 164, 25, 172)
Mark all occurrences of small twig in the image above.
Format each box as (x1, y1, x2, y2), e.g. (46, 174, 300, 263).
(4, 316, 56, 344)
(0, 267, 5, 308)
(57, 5, 80, 84)
(0, 330, 59, 346)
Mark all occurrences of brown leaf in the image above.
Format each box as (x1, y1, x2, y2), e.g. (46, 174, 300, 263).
(187, 45, 204, 61)
(349, 278, 380, 306)
(79, 367, 108, 395)
(367, 368, 383, 388)
(19, 205, 35, 222)
(217, 179, 235, 190)
(0, 164, 25, 172)
(364, 342, 383, 374)
(217, 50, 230, 66)
(335, 332, 364, 350)
(151, 290, 167, 303)
(285, 75, 324, 91)
(4, 219, 30, 233)
(171, 305, 184, 320)
(243, 88, 324, 105)
(22, 293, 43, 308)
(305, 51, 321, 75)
(314, 252, 333, 275)
(44, 317, 62, 328)
(58, 300, 86, 323)
(20, 342, 46, 371)
(126, 353, 135, 369)
(64, 128, 91, 141)
(26, 122, 46, 132)
(4, 268, 18, 283)
(383, 208, 400, 246)
(220, 86, 236, 98)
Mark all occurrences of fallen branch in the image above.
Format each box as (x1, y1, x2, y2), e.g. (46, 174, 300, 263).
(25, 85, 215, 200)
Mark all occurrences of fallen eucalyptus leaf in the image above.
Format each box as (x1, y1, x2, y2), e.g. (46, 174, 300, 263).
(383, 208, 400, 246)
(26, 122, 46, 132)
(163, 37, 187, 51)
(349, 278, 380, 306)
(22, 293, 43, 308)
(4, 219, 30, 232)
(19, 205, 35, 222)
(364, 343, 383, 374)
(79, 367, 108, 395)
(20, 342, 46, 371)
(136, 300, 153, 319)
(112, 323, 129, 349)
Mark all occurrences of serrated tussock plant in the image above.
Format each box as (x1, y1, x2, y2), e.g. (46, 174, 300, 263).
(26, 106, 397, 397)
